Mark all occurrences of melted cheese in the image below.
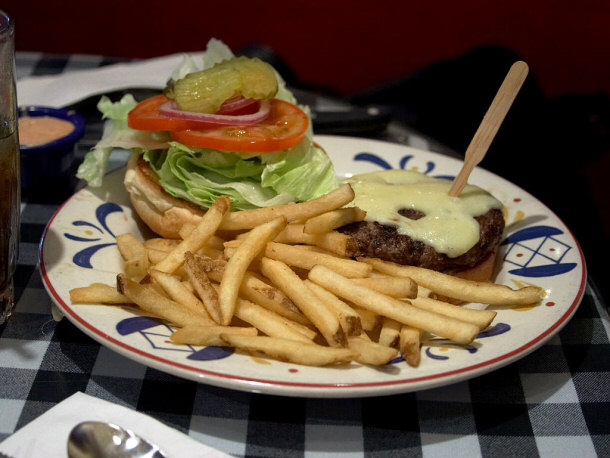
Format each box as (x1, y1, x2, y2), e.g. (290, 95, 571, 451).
(345, 170, 503, 258)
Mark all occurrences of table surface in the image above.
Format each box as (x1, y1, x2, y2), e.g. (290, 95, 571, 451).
(2, 52, 609, 457)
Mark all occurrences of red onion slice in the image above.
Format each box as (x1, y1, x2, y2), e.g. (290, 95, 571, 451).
(158, 100, 270, 126)
(217, 96, 257, 114)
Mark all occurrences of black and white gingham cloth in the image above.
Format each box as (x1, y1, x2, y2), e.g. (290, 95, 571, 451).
(1, 53, 608, 457)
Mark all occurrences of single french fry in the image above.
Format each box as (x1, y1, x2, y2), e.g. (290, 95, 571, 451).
(348, 336, 399, 365)
(155, 196, 231, 274)
(400, 325, 421, 367)
(359, 258, 545, 305)
(219, 217, 287, 325)
(235, 298, 313, 343)
(304, 280, 362, 336)
(196, 245, 225, 260)
(178, 222, 197, 240)
(207, 279, 315, 338)
(279, 317, 319, 341)
(69, 283, 131, 304)
(410, 296, 497, 329)
(116, 233, 147, 259)
(260, 257, 347, 347)
(124, 259, 149, 281)
(265, 242, 372, 278)
(116, 274, 211, 327)
(147, 248, 168, 265)
(308, 265, 480, 345)
(189, 254, 227, 277)
(274, 224, 356, 257)
(149, 269, 215, 324)
(183, 251, 222, 324)
(218, 183, 355, 231)
(224, 245, 263, 272)
(352, 306, 382, 332)
(143, 237, 180, 252)
(304, 207, 367, 234)
(239, 272, 312, 325)
(116, 233, 149, 281)
(206, 235, 227, 251)
(378, 317, 401, 348)
(171, 325, 257, 346)
(220, 334, 356, 366)
(351, 275, 417, 298)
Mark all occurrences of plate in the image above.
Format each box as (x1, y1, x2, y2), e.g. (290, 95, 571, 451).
(39, 135, 586, 397)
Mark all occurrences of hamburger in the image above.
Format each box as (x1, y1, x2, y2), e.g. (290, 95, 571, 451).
(337, 170, 505, 283)
(76, 39, 337, 238)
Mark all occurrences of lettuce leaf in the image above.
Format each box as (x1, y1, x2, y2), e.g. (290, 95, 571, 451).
(143, 139, 337, 211)
(76, 95, 168, 187)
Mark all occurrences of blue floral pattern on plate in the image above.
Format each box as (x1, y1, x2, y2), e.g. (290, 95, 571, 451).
(63, 202, 123, 268)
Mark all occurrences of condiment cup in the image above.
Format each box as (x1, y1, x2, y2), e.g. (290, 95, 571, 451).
(18, 105, 85, 191)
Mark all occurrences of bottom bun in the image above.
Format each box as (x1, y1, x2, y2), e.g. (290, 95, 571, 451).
(124, 153, 205, 239)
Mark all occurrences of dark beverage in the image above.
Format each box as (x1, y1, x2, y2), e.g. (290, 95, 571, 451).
(0, 125, 20, 324)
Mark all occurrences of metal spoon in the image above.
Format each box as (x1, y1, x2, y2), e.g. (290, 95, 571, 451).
(67, 421, 166, 458)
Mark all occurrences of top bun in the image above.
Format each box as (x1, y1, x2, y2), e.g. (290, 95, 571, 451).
(124, 153, 205, 239)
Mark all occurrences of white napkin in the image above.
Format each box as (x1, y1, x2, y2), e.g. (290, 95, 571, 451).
(16, 52, 204, 107)
(0, 391, 229, 458)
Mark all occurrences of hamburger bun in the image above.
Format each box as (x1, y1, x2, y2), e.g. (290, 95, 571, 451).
(124, 153, 204, 239)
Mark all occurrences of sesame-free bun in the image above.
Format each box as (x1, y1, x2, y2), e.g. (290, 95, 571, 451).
(124, 153, 204, 239)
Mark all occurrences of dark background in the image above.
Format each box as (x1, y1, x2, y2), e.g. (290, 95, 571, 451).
(8, 1, 610, 296)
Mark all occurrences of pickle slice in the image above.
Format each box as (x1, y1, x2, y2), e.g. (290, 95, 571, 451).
(170, 56, 278, 113)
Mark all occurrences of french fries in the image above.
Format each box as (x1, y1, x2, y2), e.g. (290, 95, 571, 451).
(116, 233, 149, 281)
(273, 224, 355, 257)
(218, 183, 355, 231)
(359, 258, 545, 305)
(154, 195, 231, 274)
(265, 242, 372, 278)
(304, 280, 362, 336)
(260, 257, 347, 348)
(183, 251, 222, 323)
(304, 207, 366, 234)
(68, 186, 540, 369)
(116, 274, 213, 327)
(219, 334, 357, 366)
(218, 217, 286, 325)
(171, 325, 258, 346)
(149, 268, 214, 322)
(308, 265, 480, 345)
(400, 326, 422, 367)
(234, 298, 314, 343)
(69, 283, 131, 304)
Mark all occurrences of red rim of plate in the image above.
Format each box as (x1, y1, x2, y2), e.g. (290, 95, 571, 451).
(38, 180, 587, 394)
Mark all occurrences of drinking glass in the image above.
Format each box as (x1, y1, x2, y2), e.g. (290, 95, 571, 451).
(0, 10, 20, 325)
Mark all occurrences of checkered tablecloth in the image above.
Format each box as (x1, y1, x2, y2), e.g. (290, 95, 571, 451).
(2, 52, 609, 457)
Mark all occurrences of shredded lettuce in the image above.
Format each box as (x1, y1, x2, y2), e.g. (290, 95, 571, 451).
(142, 136, 336, 211)
(77, 38, 337, 209)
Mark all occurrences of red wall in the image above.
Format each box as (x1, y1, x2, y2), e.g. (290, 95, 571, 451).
(9, 1, 610, 97)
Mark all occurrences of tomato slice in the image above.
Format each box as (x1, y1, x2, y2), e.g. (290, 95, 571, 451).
(128, 94, 196, 131)
(171, 99, 309, 153)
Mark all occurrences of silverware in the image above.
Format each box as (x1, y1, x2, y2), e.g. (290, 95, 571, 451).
(67, 421, 166, 458)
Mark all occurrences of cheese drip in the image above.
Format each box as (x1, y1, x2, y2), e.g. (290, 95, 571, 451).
(345, 170, 503, 258)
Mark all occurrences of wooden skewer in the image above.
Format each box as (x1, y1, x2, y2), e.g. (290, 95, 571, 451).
(448, 60, 529, 197)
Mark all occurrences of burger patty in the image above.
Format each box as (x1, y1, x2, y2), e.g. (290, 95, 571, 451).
(338, 208, 504, 272)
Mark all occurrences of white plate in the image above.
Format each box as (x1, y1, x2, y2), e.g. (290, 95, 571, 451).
(40, 135, 586, 398)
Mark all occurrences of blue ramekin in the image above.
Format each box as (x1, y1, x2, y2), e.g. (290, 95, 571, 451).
(18, 106, 86, 190)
